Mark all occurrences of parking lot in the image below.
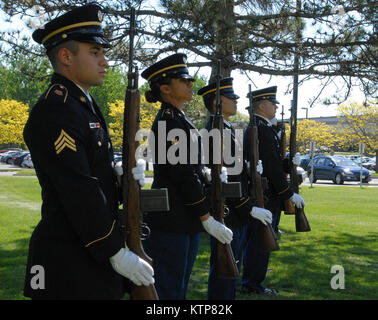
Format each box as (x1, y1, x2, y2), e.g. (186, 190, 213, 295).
(301, 176, 378, 187)
(1, 162, 377, 187)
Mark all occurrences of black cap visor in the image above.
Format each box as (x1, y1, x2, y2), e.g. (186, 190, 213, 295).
(223, 92, 240, 100)
(167, 67, 194, 81)
(271, 98, 280, 104)
(45, 28, 110, 51)
(221, 87, 239, 100)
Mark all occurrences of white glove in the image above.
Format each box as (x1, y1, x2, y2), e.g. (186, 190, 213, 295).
(203, 167, 228, 183)
(114, 159, 146, 187)
(132, 159, 146, 187)
(256, 160, 263, 175)
(290, 193, 306, 208)
(109, 248, 154, 286)
(203, 167, 212, 184)
(201, 216, 233, 244)
(220, 166, 228, 183)
(250, 207, 272, 226)
(292, 152, 301, 166)
(114, 162, 123, 186)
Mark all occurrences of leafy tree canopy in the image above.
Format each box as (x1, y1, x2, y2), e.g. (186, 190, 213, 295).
(0, 0, 376, 106)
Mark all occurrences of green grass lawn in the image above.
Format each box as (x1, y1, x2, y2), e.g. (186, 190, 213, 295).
(0, 176, 377, 300)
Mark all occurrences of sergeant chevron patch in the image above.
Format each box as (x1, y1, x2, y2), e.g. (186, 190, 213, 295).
(54, 129, 77, 154)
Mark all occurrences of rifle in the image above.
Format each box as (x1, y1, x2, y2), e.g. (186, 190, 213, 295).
(280, 106, 295, 215)
(211, 60, 239, 279)
(289, 73, 311, 232)
(247, 85, 279, 252)
(121, 8, 161, 300)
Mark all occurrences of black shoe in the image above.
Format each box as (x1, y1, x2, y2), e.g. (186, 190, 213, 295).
(241, 285, 278, 295)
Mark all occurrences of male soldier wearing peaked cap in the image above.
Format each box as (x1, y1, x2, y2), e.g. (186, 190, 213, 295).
(198, 78, 273, 300)
(241, 86, 305, 295)
(23, 3, 154, 299)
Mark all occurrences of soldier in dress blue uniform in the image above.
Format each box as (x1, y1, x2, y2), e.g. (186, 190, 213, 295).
(241, 86, 306, 295)
(141, 53, 233, 299)
(23, 3, 154, 299)
(198, 78, 273, 299)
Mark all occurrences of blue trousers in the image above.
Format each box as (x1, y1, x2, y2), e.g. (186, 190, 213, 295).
(207, 225, 248, 300)
(242, 205, 280, 290)
(143, 228, 200, 300)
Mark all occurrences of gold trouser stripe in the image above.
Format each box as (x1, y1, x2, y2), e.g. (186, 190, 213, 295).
(85, 220, 116, 248)
(235, 197, 250, 209)
(200, 85, 232, 97)
(185, 196, 205, 206)
(147, 64, 187, 80)
(278, 186, 290, 195)
(42, 21, 102, 44)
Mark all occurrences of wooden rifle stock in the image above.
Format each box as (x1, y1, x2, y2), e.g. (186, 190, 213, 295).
(247, 85, 279, 252)
(121, 8, 158, 300)
(212, 60, 239, 279)
(279, 113, 295, 215)
(212, 164, 240, 279)
(289, 78, 311, 232)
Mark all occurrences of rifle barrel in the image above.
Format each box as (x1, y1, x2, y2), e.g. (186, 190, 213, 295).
(247, 85, 279, 252)
(122, 8, 159, 299)
(212, 60, 239, 279)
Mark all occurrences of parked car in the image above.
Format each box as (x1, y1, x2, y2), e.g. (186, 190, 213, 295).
(360, 158, 376, 171)
(114, 155, 122, 164)
(6, 151, 26, 165)
(296, 166, 306, 185)
(21, 154, 34, 168)
(307, 155, 372, 184)
(12, 152, 30, 166)
(299, 155, 311, 170)
(0, 151, 13, 161)
(1, 151, 20, 163)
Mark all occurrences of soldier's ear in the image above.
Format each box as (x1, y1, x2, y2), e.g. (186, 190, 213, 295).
(58, 47, 73, 66)
(159, 84, 171, 95)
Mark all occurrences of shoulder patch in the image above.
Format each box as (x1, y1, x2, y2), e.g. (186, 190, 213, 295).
(45, 84, 68, 103)
(160, 108, 174, 119)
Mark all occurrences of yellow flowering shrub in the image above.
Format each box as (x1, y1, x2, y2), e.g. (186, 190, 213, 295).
(0, 99, 29, 147)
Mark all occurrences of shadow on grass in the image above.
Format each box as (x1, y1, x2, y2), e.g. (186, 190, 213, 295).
(244, 230, 377, 300)
(0, 235, 31, 300)
(1, 227, 376, 300)
(186, 230, 377, 300)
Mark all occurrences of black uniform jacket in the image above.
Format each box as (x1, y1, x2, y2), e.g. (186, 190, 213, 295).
(244, 115, 293, 207)
(205, 117, 255, 228)
(145, 102, 209, 233)
(23, 73, 125, 299)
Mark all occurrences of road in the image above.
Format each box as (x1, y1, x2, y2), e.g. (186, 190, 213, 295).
(1, 163, 377, 187)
